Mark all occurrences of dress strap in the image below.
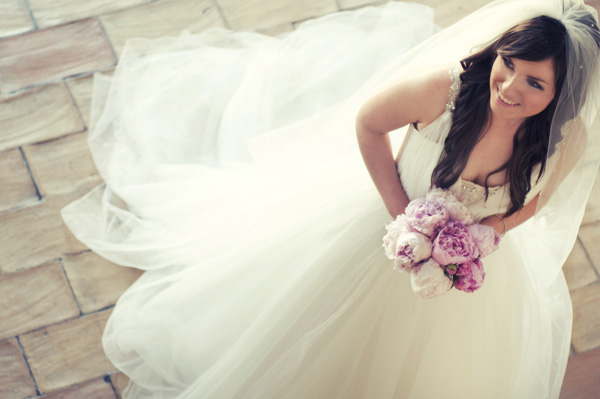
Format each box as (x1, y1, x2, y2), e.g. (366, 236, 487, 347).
(445, 64, 461, 113)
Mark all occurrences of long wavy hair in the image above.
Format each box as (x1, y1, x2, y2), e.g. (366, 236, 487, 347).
(431, 16, 568, 217)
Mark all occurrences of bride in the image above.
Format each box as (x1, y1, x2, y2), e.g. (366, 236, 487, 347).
(62, 0, 600, 397)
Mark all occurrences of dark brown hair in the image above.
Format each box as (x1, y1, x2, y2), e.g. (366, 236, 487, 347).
(431, 16, 567, 216)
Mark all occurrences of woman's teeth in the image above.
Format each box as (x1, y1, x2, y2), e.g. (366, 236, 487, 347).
(498, 89, 518, 105)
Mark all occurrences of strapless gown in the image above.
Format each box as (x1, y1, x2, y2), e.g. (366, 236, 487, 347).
(62, 2, 572, 398)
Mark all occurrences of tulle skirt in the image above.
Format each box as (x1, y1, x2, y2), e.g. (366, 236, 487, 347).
(62, 2, 572, 398)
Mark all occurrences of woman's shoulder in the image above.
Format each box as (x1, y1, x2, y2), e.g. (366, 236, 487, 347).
(412, 65, 459, 128)
(356, 65, 458, 133)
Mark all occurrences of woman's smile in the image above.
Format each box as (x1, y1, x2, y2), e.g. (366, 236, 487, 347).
(496, 87, 519, 106)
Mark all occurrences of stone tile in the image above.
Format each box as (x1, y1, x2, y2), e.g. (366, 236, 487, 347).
(0, 199, 86, 273)
(582, 169, 600, 225)
(563, 239, 598, 292)
(0, 18, 115, 92)
(109, 372, 130, 399)
(100, 0, 225, 57)
(411, 0, 492, 28)
(0, 0, 34, 38)
(571, 283, 600, 353)
(560, 346, 600, 399)
(63, 252, 143, 314)
(0, 262, 79, 340)
(0, 148, 39, 212)
(0, 83, 83, 152)
(66, 74, 97, 128)
(257, 22, 295, 37)
(579, 222, 600, 275)
(29, 0, 151, 29)
(338, 0, 381, 10)
(218, 0, 338, 31)
(0, 338, 37, 398)
(20, 310, 115, 394)
(23, 132, 102, 202)
(42, 377, 116, 399)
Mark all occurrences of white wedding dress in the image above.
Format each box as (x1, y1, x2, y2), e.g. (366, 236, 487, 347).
(62, 2, 572, 398)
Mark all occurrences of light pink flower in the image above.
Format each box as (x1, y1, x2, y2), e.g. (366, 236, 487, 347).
(382, 215, 412, 260)
(410, 258, 454, 298)
(405, 198, 450, 238)
(432, 220, 476, 265)
(454, 258, 486, 293)
(392, 231, 432, 272)
(468, 224, 500, 258)
(426, 188, 473, 225)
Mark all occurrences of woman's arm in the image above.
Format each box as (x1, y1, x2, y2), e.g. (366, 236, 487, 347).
(356, 68, 450, 217)
(480, 194, 539, 235)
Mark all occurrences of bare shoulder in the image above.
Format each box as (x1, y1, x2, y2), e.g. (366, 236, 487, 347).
(356, 66, 454, 134)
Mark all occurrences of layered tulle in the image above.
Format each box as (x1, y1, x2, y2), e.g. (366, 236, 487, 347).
(62, 2, 572, 398)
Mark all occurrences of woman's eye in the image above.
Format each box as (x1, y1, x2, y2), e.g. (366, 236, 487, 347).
(502, 57, 514, 70)
(528, 80, 543, 90)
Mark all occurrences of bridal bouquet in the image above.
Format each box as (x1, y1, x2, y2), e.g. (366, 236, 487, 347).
(382, 188, 500, 298)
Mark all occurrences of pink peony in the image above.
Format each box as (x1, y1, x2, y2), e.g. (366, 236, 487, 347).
(382, 215, 412, 260)
(392, 231, 432, 272)
(426, 188, 473, 225)
(410, 258, 454, 298)
(432, 220, 476, 265)
(468, 224, 500, 258)
(454, 258, 486, 293)
(405, 198, 450, 238)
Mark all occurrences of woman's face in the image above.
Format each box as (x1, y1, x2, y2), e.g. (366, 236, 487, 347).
(489, 55, 556, 123)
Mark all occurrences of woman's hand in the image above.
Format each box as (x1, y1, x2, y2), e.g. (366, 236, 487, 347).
(479, 193, 540, 237)
(479, 215, 506, 236)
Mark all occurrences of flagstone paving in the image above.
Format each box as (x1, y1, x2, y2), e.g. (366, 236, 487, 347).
(0, 0, 598, 398)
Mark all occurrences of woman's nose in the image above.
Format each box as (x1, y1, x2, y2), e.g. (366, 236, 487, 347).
(500, 75, 519, 97)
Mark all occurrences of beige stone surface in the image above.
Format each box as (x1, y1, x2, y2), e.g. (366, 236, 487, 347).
(109, 372, 130, 398)
(23, 132, 102, 202)
(0, 338, 37, 398)
(0, 83, 83, 152)
(338, 0, 381, 10)
(564, 239, 598, 292)
(0, 18, 115, 92)
(66, 74, 96, 128)
(0, 0, 34, 38)
(412, 0, 491, 27)
(42, 377, 116, 399)
(0, 199, 86, 273)
(0, 148, 39, 212)
(20, 310, 115, 394)
(218, 0, 338, 31)
(582, 170, 600, 225)
(63, 252, 143, 313)
(571, 283, 600, 353)
(100, 0, 225, 57)
(29, 0, 151, 28)
(257, 22, 295, 36)
(0, 262, 79, 340)
(579, 222, 600, 276)
(560, 346, 600, 399)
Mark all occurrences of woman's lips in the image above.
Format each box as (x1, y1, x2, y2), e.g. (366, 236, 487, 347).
(497, 87, 519, 106)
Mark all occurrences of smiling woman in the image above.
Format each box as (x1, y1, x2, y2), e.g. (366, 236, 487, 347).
(491, 56, 556, 117)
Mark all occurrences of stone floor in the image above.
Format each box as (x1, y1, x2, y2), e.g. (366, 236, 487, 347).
(0, 0, 599, 398)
